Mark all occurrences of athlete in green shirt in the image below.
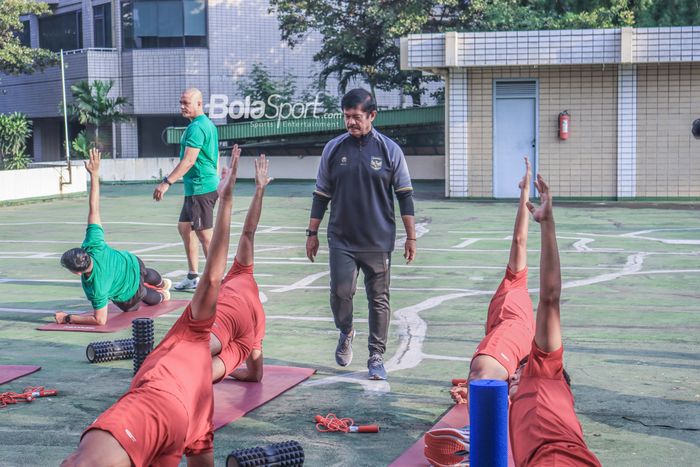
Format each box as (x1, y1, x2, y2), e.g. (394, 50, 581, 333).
(152, 88, 220, 291)
(55, 149, 171, 326)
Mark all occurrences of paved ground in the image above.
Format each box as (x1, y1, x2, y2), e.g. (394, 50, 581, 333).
(0, 180, 698, 466)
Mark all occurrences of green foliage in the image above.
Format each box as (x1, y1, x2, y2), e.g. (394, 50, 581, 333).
(635, 0, 700, 27)
(269, 0, 437, 104)
(71, 130, 91, 160)
(0, 112, 32, 170)
(63, 80, 130, 151)
(0, 0, 57, 74)
(237, 63, 297, 104)
(299, 78, 340, 114)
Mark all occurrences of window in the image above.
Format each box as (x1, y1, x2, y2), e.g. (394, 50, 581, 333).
(137, 116, 189, 157)
(93, 4, 113, 48)
(16, 20, 31, 47)
(39, 11, 83, 52)
(122, 0, 206, 49)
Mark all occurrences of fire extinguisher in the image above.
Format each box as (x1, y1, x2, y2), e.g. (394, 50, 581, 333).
(559, 111, 570, 140)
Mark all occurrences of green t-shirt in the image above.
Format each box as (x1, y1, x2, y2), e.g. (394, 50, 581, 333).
(180, 114, 220, 196)
(81, 224, 141, 310)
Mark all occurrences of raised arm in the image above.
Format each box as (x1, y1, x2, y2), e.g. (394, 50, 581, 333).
(190, 145, 240, 321)
(508, 157, 531, 272)
(85, 148, 101, 225)
(527, 174, 562, 352)
(235, 154, 273, 266)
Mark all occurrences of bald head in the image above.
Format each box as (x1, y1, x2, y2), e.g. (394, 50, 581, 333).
(180, 88, 204, 119)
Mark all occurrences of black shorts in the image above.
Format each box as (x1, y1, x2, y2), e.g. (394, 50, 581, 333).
(178, 190, 218, 231)
(112, 258, 148, 312)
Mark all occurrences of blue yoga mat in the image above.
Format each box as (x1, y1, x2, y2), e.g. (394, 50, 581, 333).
(469, 379, 509, 467)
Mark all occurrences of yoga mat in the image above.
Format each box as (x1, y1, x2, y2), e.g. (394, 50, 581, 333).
(213, 365, 316, 431)
(36, 300, 188, 333)
(0, 365, 41, 385)
(389, 404, 469, 467)
(470, 380, 509, 467)
(389, 402, 515, 466)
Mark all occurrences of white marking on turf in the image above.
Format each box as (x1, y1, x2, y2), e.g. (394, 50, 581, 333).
(259, 292, 268, 304)
(130, 243, 181, 254)
(0, 307, 57, 314)
(269, 271, 330, 293)
(452, 238, 483, 249)
(422, 353, 471, 362)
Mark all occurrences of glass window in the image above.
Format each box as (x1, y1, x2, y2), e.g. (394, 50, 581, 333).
(137, 116, 189, 157)
(93, 4, 113, 48)
(122, 0, 206, 49)
(39, 11, 83, 52)
(16, 21, 31, 47)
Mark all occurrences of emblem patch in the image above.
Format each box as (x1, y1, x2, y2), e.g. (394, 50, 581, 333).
(340, 156, 348, 166)
(370, 157, 382, 171)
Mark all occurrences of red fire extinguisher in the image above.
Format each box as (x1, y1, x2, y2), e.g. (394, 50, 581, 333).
(559, 111, 570, 140)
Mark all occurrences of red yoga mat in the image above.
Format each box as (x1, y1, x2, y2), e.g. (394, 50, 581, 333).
(36, 300, 188, 333)
(389, 403, 515, 467)
(213, 365, 316, 431)
(0, 365, 41, 385)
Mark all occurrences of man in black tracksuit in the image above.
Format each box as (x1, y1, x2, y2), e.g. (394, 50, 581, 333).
(305, 88, 417, 380)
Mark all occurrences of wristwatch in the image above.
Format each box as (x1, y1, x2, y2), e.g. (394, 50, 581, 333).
(305, 229, 318, 237)
(64, 314, 72, 324)
(162, 177, 172, 186)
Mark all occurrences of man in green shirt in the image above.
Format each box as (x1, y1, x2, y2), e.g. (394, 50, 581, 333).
(56, 149, 171, 326)
(153, 88, 220, 290)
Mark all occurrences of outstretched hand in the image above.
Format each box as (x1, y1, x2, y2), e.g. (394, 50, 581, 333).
(518, 156, 531, 191)
(84, 148, 101, 175)
(254, 154, 273, 189)
(526, 174, 553, 223)
(217, 144, 241, 200)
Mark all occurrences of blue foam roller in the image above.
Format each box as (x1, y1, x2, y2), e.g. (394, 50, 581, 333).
(469, 379, 509, 467)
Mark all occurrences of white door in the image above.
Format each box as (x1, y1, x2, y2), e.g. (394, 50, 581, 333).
(493, 80, 537, 198)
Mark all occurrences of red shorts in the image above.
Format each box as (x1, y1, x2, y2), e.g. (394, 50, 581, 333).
(473, 266, 535, 375)
(83, 387, 210, 466)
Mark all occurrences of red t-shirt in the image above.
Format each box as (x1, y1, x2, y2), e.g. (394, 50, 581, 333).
(131, 305, 215, 455)
(509, 342, 601, 467)
(219, 259, 266, 350)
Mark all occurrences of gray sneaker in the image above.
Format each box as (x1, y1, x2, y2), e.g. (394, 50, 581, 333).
(175, 276, 199, 290)
(335, 329, 355, 366)
(368, 353, 387, 380)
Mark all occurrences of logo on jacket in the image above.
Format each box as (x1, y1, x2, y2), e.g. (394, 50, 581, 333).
(370, 157, 383, 171)
(340, 156, 348, 166)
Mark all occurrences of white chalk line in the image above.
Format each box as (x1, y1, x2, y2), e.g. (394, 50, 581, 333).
(269, 271, 330, 293)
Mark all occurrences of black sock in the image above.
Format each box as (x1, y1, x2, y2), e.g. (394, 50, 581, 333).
(187, 272, 199, 280)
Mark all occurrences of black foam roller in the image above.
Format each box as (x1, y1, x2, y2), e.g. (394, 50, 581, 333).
(132, 318, 154, 374)
(227, 441, 304, 467)
(86, 338, 135, 363)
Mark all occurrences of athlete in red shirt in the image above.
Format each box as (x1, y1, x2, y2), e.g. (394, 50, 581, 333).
(426, 158, 536, 466)
(452, 158, 536, 405)
(210, 155, 271, 383)
(508, 174, 601, 467)
(61, 146, 242, 467)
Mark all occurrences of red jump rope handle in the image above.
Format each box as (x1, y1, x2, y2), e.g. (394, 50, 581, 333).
(348, 425, 380, 433)
(452, 378, 467, 386)
(314, 415, 325, 424)
(31, 389, 58, 397)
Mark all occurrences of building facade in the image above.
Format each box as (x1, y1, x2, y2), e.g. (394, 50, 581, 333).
(0, 0, 406, 161)
(402, 27, 700, 199)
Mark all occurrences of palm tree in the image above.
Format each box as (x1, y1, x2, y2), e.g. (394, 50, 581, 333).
(66, 80, 130, 151)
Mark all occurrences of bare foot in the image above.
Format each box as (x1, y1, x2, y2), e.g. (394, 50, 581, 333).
(54, 311, 68, 324)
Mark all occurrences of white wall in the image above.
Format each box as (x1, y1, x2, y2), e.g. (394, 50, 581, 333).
(0, 166, 87, 202)
(98, 156, 445, 182)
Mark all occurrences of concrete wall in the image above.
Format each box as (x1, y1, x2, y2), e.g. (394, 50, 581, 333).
(465, 65, 619, 198)
(636, 62, 700, 197)
(98, 155, 445, 182)
(0, 166, 87, 202)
